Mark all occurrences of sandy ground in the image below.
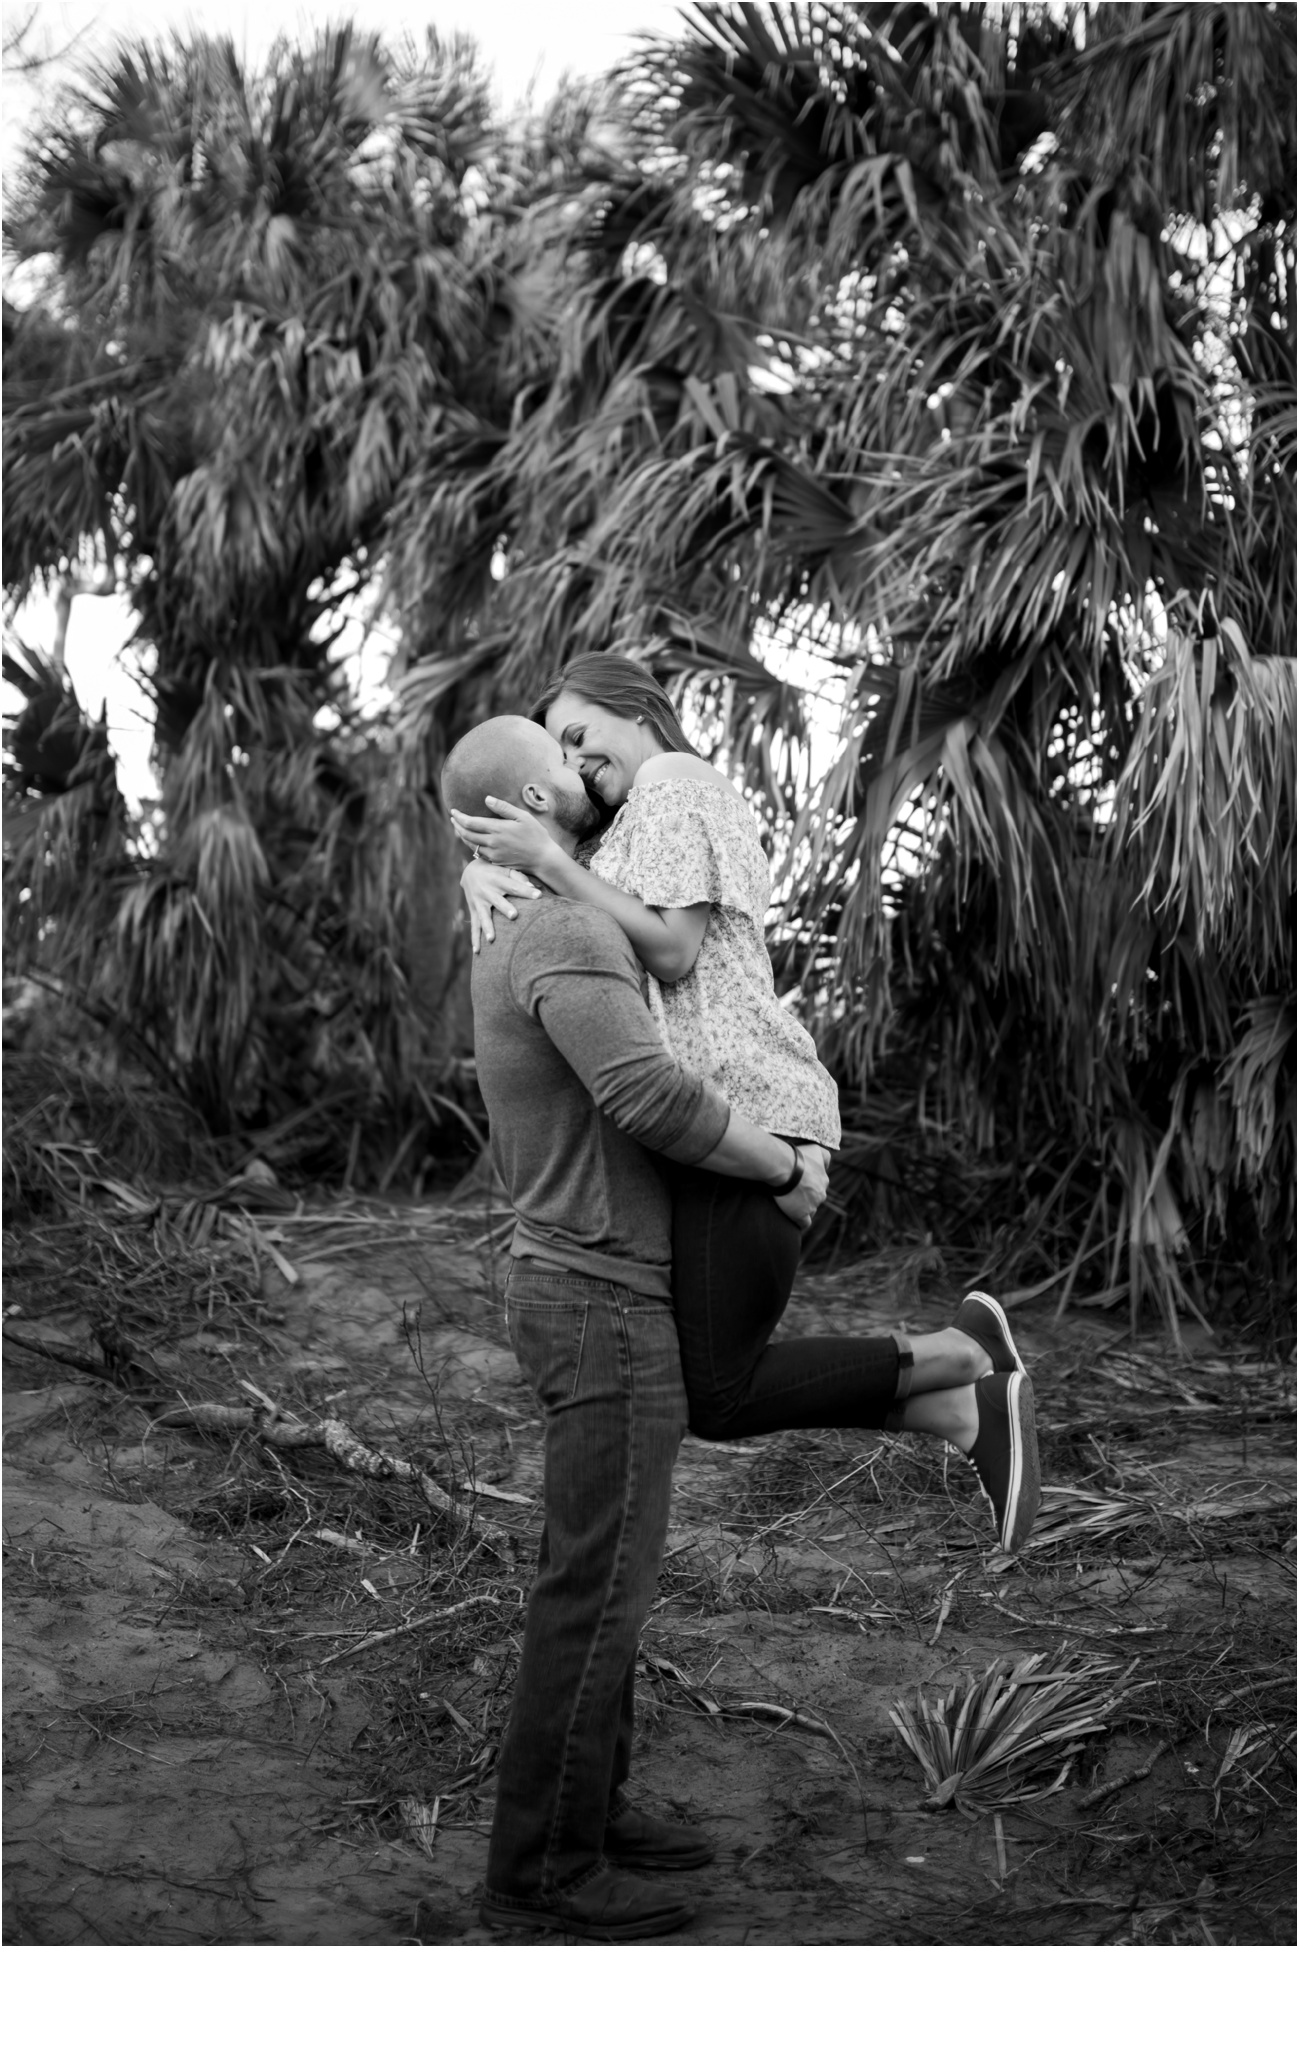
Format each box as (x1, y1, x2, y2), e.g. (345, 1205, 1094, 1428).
(3, 1210, 1294, 1945)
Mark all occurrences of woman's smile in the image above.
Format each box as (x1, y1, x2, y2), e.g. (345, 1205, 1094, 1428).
(543, 687, 660, 808)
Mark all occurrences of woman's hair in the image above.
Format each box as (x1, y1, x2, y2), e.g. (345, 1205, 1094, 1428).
(528, 653, 701, 759)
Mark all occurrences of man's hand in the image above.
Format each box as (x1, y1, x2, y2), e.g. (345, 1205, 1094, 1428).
(775, 1144, 830, 1231)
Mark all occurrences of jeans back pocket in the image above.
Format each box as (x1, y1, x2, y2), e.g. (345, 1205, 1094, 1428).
(506, 1296, 591, 1411)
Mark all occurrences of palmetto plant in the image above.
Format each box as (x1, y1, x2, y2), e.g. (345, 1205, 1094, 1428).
(3, 23, 584, 1160)
(4, 6, 1294, 1317)
(393, 2, 1294, 1323)
(890, 1649, 1135, 1811)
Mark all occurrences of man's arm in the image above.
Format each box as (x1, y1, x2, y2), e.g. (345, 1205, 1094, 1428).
(513, 907, 823, 1207)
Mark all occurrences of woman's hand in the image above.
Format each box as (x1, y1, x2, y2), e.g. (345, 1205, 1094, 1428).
(775, 1144, 831, 1231)
(449, 797, 556, 876)
(459, 860, 540, 955)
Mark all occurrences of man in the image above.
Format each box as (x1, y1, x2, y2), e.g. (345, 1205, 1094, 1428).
(441, 715, 827, 1943)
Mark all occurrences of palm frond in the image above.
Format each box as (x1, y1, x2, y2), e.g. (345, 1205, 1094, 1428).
(1113, 624, 1295, 982)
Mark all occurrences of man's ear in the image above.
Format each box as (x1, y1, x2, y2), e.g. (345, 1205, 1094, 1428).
(519, 779, 550, 815)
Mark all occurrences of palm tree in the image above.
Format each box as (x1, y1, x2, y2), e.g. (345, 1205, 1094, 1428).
(8, 6, 1293, 1320)
(393, 2, 1295, 1328)
(2, 22, 569, 1169)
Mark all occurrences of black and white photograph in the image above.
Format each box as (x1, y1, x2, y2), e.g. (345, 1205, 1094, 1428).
(2, 0, 1293, 1987)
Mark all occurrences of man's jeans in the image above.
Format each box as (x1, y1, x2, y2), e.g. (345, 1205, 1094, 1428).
(484, 1261, 687, 1906)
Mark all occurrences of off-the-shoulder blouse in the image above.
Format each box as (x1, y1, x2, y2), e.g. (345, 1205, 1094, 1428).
(587, 776, 841, 1149)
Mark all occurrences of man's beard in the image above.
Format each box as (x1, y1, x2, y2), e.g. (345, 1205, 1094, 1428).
(551, 785, 602, 839)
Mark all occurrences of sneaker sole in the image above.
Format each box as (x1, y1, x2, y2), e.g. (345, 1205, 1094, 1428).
(960, 1291, 1027, 1375)
(999, 1372, 1041, 1554)
(478, 1901, 694, 1941)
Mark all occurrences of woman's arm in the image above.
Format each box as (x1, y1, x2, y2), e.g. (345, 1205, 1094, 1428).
(449, 799, 709, 982)
(459, 861, 540, 955)
(535, 844, 708, 983)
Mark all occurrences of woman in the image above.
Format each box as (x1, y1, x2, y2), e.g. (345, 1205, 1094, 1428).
(451, 653, 1039, 1551)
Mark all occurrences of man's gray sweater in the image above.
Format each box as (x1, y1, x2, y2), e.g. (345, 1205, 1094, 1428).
(470, 893, 731, 1299)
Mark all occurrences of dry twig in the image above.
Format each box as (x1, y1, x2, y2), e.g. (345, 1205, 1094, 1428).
(1078, 1738, 1172, 1810)
(152, 1401, 516, 1557)
(314, 1593, 502, 1669)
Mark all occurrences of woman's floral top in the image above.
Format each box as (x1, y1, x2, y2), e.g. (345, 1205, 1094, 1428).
(588, 776, 841, 1148)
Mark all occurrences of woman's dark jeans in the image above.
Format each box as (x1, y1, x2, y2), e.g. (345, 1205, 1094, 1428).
(664, 1160, 901, 1438)
(484, 1261, 687, 1906)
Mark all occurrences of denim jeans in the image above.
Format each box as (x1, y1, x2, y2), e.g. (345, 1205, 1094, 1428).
(484, 1260, 687, 1905)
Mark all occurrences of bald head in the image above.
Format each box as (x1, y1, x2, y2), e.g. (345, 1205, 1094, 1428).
(442, 716, 555, 819)
(441, 714, 599, 852)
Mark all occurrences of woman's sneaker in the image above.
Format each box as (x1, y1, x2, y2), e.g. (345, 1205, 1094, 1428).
(968, 1371, 1041, 1554)
(954, 1292, 1027, 1376)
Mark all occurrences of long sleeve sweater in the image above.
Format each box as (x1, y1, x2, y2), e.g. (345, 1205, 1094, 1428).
(469, 894, 731, 1298)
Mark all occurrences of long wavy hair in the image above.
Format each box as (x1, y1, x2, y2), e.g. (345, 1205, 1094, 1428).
(529, 653, 701, 759)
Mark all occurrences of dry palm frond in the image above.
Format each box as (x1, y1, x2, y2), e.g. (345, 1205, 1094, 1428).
(890, 1650, 1136, 1813)
(1112, 628, 1295, 983)
(1024, 1486, 1157, 1553)
(1023, 1482, 1287, 1555)
(397, 1796, 441, 1859)
(1220, 996, 1297, 1239)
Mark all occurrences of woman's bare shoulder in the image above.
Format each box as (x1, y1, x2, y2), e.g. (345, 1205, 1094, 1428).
(633, 752, 739, 795)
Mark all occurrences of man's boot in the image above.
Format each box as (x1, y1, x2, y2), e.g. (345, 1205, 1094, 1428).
(479, 1861, 694, 1941)
(604, 1800, 715, 1871)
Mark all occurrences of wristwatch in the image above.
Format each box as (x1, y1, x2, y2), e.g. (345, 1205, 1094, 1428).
(770, 1147, 804, 1197)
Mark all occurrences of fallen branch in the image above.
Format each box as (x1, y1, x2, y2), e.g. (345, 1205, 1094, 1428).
(151, 1401, 516, 1557)
(313, 1593, 502, 1670)
(1077, 1739, 1171, 1810)
(734, 1699, 875, 1843)
(733, 1700, 836, 1739)
(639, 1655, 882, 1836)
(3, 1324, 162, 1393)
(3, 1328, 107, 1375)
